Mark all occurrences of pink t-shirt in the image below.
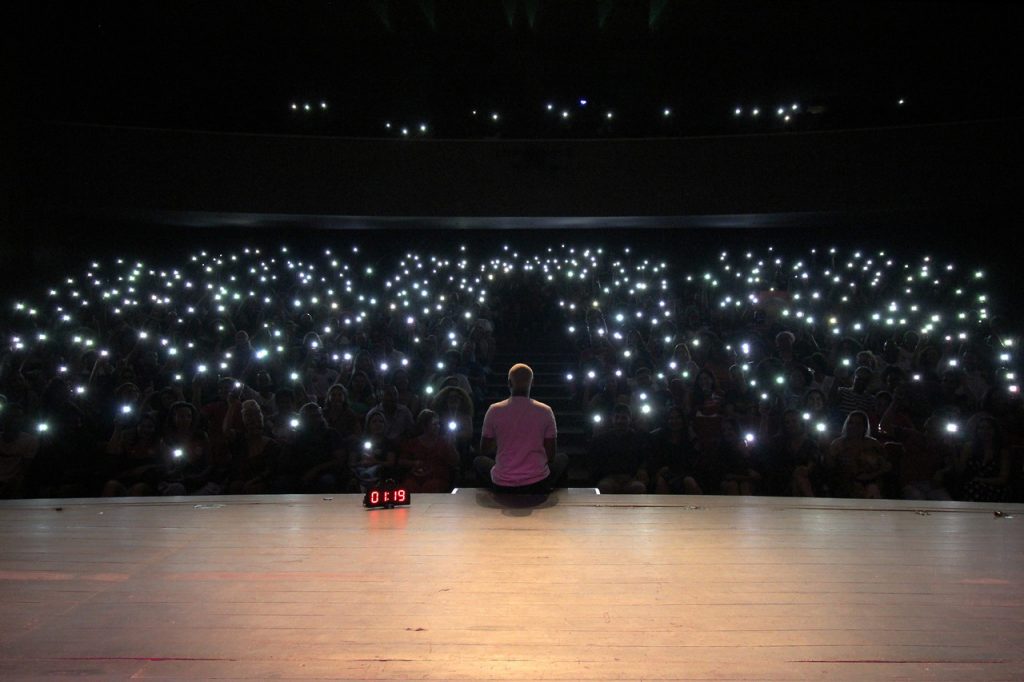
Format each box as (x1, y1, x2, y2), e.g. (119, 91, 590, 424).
(482, 396, 557, 486)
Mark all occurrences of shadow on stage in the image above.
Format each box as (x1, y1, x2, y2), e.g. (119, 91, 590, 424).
(474, 489, 559, 516)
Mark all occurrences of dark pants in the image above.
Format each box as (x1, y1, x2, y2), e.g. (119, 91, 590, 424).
(473, 452, 569, 493)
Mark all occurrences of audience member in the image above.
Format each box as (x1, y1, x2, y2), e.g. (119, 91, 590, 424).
(350, 411, 398, 491)
(590, 404, 648, 494)
(274, 403, 348, 493)
(102, 410, 162, 496)
(956, 414, 1011, 502)
(154, 401, 210, 496)
(225, 400, 281, 495)
(647, 405, 701, 494)
(0, 404, 39, 499)
(365, 385, 415, 441)
(834, 367, 876, 419)
(398, 409, 458, 492)
(826, 411, 890, 499)
(761, 409, 819, 496)
(323, 383, 362, 439)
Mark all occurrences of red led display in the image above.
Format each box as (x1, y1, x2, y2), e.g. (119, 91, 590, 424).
(363, 487, 411, 508)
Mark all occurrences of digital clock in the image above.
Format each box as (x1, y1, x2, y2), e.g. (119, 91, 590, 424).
(363, 480, 411, 509)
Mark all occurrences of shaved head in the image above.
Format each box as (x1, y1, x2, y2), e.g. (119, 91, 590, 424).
(508, 363, 534, 395)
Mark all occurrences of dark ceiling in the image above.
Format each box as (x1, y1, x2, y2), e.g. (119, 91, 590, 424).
(10, 1, 1024, 137)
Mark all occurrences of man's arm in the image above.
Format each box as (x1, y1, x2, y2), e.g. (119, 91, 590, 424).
(480, 405, 496, 458)
(543, 437, 557, 464)
(545, 406, 558, 464)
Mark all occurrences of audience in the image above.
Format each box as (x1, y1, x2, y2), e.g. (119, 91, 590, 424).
(0, 240, 1020, 504)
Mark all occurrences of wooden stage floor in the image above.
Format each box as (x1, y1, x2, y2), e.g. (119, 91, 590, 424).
(0, 490, 1022, 681)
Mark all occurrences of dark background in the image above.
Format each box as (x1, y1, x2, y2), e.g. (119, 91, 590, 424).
(2, 1, 1023, 303)
(9, 1, 1023, 135)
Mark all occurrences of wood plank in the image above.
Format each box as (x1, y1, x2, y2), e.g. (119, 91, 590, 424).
(0, 492, 1022, 680)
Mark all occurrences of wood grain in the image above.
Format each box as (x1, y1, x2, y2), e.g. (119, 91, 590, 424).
(0, 491, 1022, 680)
